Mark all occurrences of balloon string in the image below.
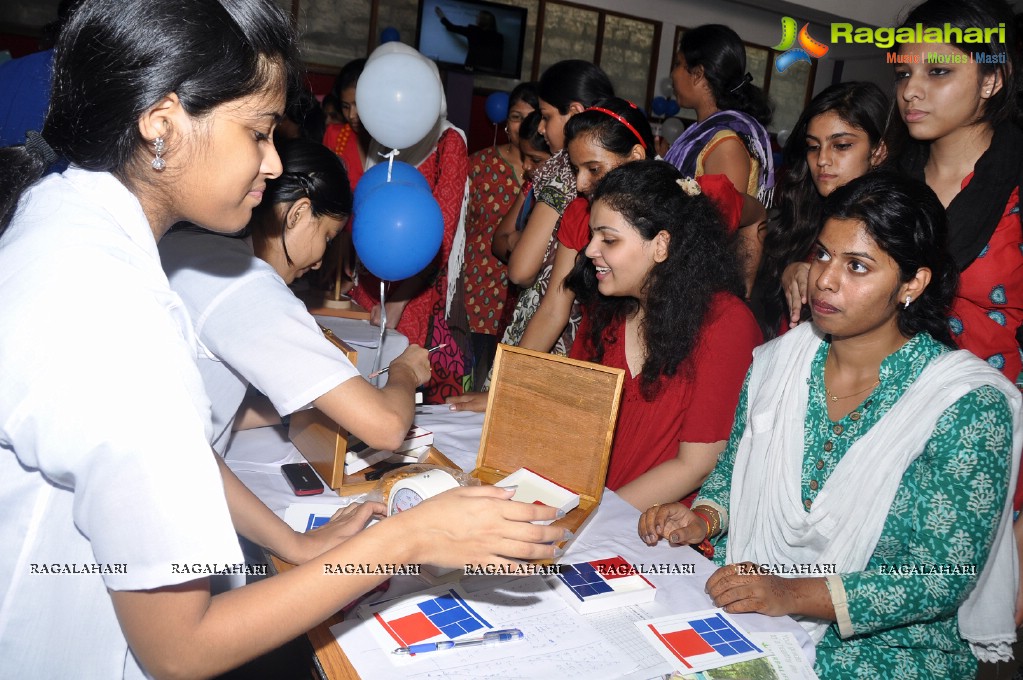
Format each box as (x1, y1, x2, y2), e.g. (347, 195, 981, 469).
(371, 280, 386, 385)
(381, 148, 400, 182)
(492, 124, 498, 148)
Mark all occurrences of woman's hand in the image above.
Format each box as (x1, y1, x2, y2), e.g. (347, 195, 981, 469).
(283, 501, 387, 564)
(389, 344, 432, 385)
(397, 485, 565, 568)
(781, 261, 810, 328)
(445, 391, 489, 412)
(638, 502, 707, 546)
(705, 563, 795, 617)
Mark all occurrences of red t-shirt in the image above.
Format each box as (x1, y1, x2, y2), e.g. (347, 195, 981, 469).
(570, 292, 761, 494)
(556, 197, 591, 252)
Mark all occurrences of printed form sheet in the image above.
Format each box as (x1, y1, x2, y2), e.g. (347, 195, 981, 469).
(331, 576, 640, 679)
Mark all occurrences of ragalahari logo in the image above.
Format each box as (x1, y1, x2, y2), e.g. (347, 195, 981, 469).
(773, 17, 829, 72)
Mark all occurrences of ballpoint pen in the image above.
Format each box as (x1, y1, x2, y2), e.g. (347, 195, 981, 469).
(392, 628, 524, 655)
(367, 344, 447, 379)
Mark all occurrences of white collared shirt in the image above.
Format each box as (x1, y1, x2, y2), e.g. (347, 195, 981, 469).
(159, 230, 359, 454)
(0, 168, 242, 678)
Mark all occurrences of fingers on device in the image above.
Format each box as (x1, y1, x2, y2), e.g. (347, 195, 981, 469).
(282, 463, 325, 496)
(386, 469, 459, 515)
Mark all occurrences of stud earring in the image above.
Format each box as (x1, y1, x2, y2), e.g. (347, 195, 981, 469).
(152, 137, 166, 171)
(904, 295, 912, 309)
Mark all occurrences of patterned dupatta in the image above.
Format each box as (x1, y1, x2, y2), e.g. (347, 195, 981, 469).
(664, 110, 775, 206)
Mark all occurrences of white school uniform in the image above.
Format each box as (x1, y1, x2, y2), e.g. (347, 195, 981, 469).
(0, 168, 242, 678)
(159, 230, 360, 454)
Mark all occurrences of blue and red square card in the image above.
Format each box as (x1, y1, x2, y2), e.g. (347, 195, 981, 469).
(551, 555, 656, 614)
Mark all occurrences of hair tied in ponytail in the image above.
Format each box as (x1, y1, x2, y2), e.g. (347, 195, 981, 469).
(25, 131, 58, 168)
(729, 72, 753, 93)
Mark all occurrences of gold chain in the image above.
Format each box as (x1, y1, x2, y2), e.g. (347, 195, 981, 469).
(825, 379, 879, 402)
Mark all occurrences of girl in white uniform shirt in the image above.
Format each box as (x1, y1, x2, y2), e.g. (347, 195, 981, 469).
(160, 139, 426, 455)
(0, 1, 564, 677)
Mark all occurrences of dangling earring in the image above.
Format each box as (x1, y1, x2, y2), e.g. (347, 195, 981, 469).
(152, 137, 166, 171)
(904, 295, 912, 309)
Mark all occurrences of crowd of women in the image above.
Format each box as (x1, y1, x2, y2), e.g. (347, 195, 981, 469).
(1, 0, 1022, 677)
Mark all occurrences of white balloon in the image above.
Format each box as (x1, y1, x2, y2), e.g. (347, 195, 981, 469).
(660, 75, 674, 98)
(776, 128, 790, 147)
(357, 51, 444, 150)
(660, 117, 685, 145)
(367, 41, 419, 62)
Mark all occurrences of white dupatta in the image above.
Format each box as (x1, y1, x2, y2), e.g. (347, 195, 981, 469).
(727, 323, 1022, 661)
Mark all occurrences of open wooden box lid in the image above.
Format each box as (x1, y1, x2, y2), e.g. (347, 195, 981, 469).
(290, 326, 460, 495)
(471, 345, 625, 543)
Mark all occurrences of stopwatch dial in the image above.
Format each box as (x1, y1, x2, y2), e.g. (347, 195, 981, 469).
(390, 487, 424, 514)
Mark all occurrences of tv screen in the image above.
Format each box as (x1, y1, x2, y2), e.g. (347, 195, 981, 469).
(416, 0, 528, 80)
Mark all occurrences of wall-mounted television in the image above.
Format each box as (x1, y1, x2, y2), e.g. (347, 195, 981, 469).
(416, 0, 528, 80)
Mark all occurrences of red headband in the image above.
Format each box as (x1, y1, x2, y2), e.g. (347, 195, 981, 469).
(584, 106, 647, 150)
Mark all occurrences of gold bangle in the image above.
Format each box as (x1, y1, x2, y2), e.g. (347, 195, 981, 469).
(693, 505, 720, 538)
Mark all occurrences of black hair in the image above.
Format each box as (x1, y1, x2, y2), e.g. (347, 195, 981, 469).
(277, 87, 327, 144)
(822, 171, 957, 346)
(331, 58, 367, 98)
(751, 82, 891, 337)
(322, 92, 342, 114)
(538, 60, 615, 113)
(519, 111, 550, 154)
(567, 160, 745, 398)
(899, 0, 1019, 126)
(563, 97, 656, 159)
(678, 25, 772, 126)
(0, 0, 301, 239)
(509, 81, 540, 112)
(249, 138, 352, 266)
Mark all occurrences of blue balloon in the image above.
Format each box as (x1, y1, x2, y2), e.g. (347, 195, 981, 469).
(380, 27, 400, 44)
(650, 96, 669, 117)
(353, 182, 443, 281)
(354, 160, 429, 212)
(665, 100, 681, 117)
(485, 91, 510, 125)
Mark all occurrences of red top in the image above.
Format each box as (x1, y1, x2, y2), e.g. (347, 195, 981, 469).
(351, 128, 470, 403)
(323, 123, 364, 193)
(946, 177, 1023, 509)
(556, 197, 591, 252)
(571, 292, 761, 493)
(557, 174, 743, 254)
(463, 145, 520, 333)
(950, 179, 1023, 384)
(695, 173, 744, 233)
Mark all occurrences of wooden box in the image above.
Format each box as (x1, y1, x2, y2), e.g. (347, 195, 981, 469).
(288, 326, 458, 494)
(472, 344, 625, 560)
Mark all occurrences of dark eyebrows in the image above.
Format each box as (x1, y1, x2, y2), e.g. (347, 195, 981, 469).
(814, 239, 877, 262)
(806, 131, 860, 142)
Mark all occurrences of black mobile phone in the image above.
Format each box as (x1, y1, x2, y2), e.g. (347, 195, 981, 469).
(281, 463, 324, 496)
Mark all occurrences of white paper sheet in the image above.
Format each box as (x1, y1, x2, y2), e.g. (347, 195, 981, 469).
(332, 577, 640, 679)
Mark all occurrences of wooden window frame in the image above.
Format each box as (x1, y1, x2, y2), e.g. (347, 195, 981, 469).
(533, 0, 661, 105)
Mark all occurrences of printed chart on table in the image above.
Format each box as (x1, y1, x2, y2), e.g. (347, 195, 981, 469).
(332, 576, 641, 679)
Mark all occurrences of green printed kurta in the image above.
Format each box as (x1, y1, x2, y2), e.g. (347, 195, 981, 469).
(696, 333, 1013, 679)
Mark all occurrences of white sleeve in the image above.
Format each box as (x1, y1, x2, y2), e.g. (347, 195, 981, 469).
(4, 254, 242, 592)
(196, 270, 361, 417)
